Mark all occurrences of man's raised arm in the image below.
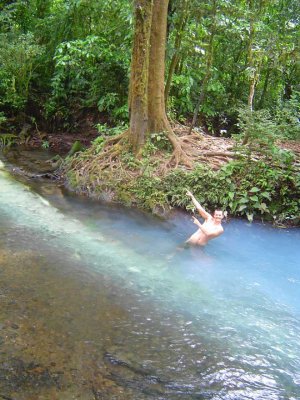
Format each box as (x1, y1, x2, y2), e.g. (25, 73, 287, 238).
(186, 191, 212, 220)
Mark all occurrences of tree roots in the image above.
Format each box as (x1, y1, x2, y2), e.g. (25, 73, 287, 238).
(66, 126, 236, 185)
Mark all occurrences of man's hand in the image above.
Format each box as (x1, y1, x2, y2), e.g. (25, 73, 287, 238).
(192, 216, 201, 227)
(186, 190, 193, 198)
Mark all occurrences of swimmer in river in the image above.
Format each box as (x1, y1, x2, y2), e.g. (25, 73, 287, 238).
(186, 190, 224, 246)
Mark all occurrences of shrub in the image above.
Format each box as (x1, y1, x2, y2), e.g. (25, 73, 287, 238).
(274, 92, 300, 140)
(46, 36, 130, 126)
(0, 32, 43, 114)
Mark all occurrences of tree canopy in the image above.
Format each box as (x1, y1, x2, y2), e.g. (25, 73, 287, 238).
(0, 0, 298, 139)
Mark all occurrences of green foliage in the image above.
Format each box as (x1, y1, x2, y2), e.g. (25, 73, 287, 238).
(274, 92, 300, 140)
(0, 134, 17, 148)
(95, 123, 128, 137)
(46, 35, 130, 125)
(0, 32, 44, 113)
(148, 132, 172, 152)
(92, 121, 128, 155)
(169, 74, 195, 116)
(216, 160, 300, 223)
(166, 0, 299, 131)
(234, 106, 298, 166)
(132, 175, 166, 210)
(41, 140, 50, 149)
(162, 160, 299, 224)
(0, 112, 7, 126)
(0, 0, 298, 137)
(97, 93, 129, 120)
(65, 148, 299, 225)
(236, 106, 278, 149)
(91, 122, 128, 153)
(91, 136, 106, 154)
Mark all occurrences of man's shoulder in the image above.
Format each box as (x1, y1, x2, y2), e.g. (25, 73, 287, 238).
(218, 226, 224, 235)
(213, 224, 224, 234)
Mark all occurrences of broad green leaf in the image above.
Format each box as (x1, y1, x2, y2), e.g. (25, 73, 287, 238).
(261, 192, 271, 200)
(238, 197, 249, 203)
(250, 187, 260, 193)
(259, 202, 268, 212)
(246, 213, 254, 222)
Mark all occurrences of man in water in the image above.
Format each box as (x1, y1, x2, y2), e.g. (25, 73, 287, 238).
(186, 190, 224, 246)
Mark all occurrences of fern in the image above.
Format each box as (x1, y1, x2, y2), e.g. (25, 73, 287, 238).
(0, 134, 17, 148)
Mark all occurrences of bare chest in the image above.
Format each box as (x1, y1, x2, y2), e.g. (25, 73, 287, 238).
(203, 221, 223, 236)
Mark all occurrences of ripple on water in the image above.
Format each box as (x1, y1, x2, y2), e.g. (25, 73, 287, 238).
(0, 157, 300, 399)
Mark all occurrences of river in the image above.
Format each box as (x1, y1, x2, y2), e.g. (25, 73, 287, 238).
(0, 150, 299, 399)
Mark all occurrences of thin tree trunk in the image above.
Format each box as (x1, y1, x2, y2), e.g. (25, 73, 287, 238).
(189, 0, 216, 134)
(242, 0, 259, 145)
(165, 54, 180, 107)
(248, 76, 256, 111)
(258, 64, 271, 108)
(227, 40, 245, 101)
(175, 53, 184, 75)
(188, 74, 210, 135)
(164, 0, 189, 106)
(247, 0, 255, 112)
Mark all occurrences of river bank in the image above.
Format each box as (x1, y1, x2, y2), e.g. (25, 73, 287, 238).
(61, 126, 299, 226)
(2, 132, 300, 227)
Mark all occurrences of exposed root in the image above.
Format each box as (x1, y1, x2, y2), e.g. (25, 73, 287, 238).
(102, 130, 128, 148)
(198, 151, 236, 157)
(164, 131, 194, 169)
(65, 130, 132, 183)
(163, 130, 236, 171)
(65, 124, 240, 190)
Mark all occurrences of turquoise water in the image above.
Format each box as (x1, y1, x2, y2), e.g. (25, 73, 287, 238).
(0, 158, 299, 399)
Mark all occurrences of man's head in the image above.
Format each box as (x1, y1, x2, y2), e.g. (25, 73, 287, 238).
(213, 210, 224, 223)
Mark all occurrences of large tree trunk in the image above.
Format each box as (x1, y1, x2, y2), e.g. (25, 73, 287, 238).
(129, 0, 153, 153)
(129, 0, 173, 154)
(128, 0, 192, 168)
(148, 0, 171, 133)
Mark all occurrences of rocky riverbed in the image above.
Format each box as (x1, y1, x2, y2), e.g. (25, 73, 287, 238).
(0, 248, 145, 400)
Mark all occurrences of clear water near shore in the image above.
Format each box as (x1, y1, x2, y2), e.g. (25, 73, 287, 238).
(0, 156, 299, 399)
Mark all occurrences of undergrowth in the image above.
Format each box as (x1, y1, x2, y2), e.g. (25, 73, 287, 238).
(64, 148, 299, 226)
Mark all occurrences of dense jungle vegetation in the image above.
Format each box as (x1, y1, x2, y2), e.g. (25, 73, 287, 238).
(0, 0, 299, 224)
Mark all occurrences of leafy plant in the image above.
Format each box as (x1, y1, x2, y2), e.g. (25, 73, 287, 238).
(0, 32, 44, 112)
(0, 133, 17, 148)
(91, 136, 105, 154)
(95, 122, 128, 137)
(41, 140, 50, 149)
(274, 92, 300, 140)
(149, 132, 172, 152)
(46, 35, 130, 126)
(0, 112, 7, 127)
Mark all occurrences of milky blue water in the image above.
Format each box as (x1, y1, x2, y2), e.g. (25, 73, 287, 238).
(0, 157, 299, 399)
